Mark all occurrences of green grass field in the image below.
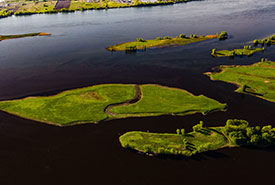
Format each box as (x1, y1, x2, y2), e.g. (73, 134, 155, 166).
(107, 35, 214, 51)
(112, 84, 226, 117)
(119, 119, 275, 157)
(206, 61, 275, 102)
(0, 84, 226, 126)
(119, 127, 229, 156)
(212, 47, 264, 57)
(0, 84, 136, 125)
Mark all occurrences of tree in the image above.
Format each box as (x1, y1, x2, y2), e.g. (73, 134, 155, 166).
(136, 38, 144, 42)
(193, 121, 203, 132)
(211, 48, 216, 55)
(181, 128, 185, 135)
(179, 34, 186, 38)
(176, 129, 180, 135)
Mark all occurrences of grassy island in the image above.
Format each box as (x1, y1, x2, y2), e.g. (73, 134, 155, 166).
(211, 45, 264, 57)
(253, 34, 275, 46)
(206, 60, 275, 102)
(0, 0, 195, 19)
(111, 84, 226, 117)
(120, 119, 275, 157)
(106, 32, 229, 52)
(0, 32, 51, 41)
(0, 84, 226, 126)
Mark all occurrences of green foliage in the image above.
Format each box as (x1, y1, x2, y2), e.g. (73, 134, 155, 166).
(181, 129, 185, 135)
(193, 121, 204, 132)
(120, 119, 275, 157)
(225, 119, 249, 132)
(176, 129, 180, 135)
(163, 36, 171, 39)
(136, 38, 144, 42)
(211, 48, 216, 55)
(218, 31, 228, 40)
(179, 34, 186, 38)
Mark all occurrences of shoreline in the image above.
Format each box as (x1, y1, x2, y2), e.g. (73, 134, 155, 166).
(0, 0, 193, 19)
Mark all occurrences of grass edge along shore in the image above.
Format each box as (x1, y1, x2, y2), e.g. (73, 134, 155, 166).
(205, 60, 275, 102)
(119, 119, 275, 157)
(1, 0, 195, 19)
(0, 84, 226, 126)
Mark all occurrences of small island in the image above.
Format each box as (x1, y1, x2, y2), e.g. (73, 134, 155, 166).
(211, 45, 264, 57)
(253, 34, 275, 46)
(0, 84, 226, 126)
(205, 60, 275, 102)
(0, 32, 51, 41)
(119, 119, 275, 157)
(107, 31, 228, 52)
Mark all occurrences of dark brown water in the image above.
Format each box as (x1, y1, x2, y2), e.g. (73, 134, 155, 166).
(0, 0, 275, 184)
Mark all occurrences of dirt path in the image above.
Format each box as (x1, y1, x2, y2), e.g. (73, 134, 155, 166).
(104, 85, 142, 116)
(54, 0, 71, 10)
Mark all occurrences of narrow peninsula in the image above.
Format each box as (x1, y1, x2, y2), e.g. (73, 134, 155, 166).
(107, 32, 228, 52)
(120, 119, 275, 157)
(0, 84, 226, 126)
(205, 60, 275, 102)
(0, 32, 51, 41)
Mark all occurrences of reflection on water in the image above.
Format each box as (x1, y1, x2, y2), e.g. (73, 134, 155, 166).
(0, 0, 275, 184)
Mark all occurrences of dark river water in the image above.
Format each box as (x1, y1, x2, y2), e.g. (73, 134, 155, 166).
(0, 0, 275, 184)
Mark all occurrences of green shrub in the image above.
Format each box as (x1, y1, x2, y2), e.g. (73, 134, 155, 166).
(136, 38, 144, 42)
(179, 34, 186, 38)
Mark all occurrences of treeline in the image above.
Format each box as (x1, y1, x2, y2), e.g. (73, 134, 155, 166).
(0, 0, 193, 19)
(0, 10, 12, 19)
(225, 119, 275, 146)
(254, 35, 275, 46)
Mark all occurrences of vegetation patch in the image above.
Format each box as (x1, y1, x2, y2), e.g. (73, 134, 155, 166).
(107, 32, 227, 52)
(111, 84, 226, 117)
(0, 32, 51, 41)
(0, 84, 226, 126)
(120, 119, 275, 157)
(0, 0, 197, 19)
(206, 61, 275, 102)
(211, 45, 264, 57)
(253, 34, 275, 46)
(0, 84, 136, 125)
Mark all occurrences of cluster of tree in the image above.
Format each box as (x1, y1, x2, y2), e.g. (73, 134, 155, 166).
(190, 34, 197, 38)
(217, 31, 228, 40)
(125, 46, 137, 52)
(179, 34, 186, 38)
(224, 119, 275, 146)
(136, 38, 144, 42)
(254, 35, 275, 46)
(0, 10, 12, 19)
(176, 128, 185, 135)
(193, 121, 204, 132)
(243, 45, 253, 49)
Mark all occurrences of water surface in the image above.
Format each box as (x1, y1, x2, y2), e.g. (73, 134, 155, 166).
(0, 0, 275, 184)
